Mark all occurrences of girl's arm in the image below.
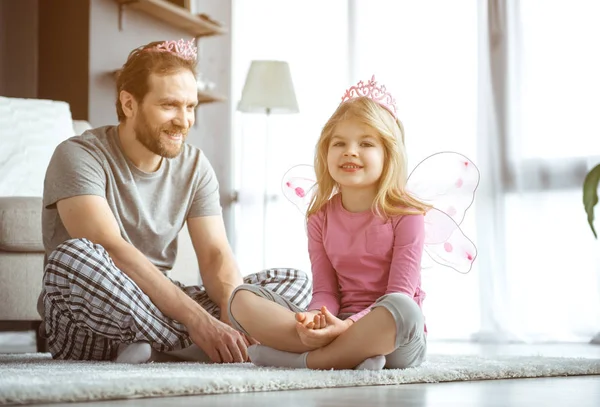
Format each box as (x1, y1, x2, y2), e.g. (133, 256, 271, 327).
(384, 213, 426, 296)
(347, 213, 425, 323)
(306, 211, 341, 315)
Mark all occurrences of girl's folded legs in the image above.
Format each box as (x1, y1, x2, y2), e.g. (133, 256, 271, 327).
(247, 344, 308, 368)
(247, 344, 386, 370)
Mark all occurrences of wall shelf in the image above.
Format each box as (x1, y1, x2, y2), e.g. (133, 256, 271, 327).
(197, 89, 226, 105)
(115, 0, 226, 38)
(111, 69, 226, 106)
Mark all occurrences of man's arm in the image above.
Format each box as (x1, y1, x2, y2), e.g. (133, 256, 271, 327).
(57, 195, 209, 327)
(187, 215, 243, 313)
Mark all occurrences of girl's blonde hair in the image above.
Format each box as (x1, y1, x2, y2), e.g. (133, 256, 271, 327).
(306, 96, 432, 219)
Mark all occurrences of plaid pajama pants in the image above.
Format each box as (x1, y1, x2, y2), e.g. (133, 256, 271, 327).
(41, 238, 311, 361)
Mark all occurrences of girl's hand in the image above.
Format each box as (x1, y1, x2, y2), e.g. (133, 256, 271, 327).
(296, 310, 329, 330)
(295, 306, 352, 348)
(310, 312, 327, 330)
(295, 310, 322, 328)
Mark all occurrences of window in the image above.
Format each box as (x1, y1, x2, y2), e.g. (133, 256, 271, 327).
(231, 0, 349, 275)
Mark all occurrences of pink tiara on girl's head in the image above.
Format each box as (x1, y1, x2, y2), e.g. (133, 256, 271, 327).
(152, 39, 198, 61)
(340, 75, 398, 118)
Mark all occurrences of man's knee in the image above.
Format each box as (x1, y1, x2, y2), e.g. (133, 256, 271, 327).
(47, 238, 106, 263)
(245, 268, 310, 284)
(291, 269, 309, 282)
(374, 293, 424, 342)
(44, 238, 112, 286)
(242, 268, 312, 307)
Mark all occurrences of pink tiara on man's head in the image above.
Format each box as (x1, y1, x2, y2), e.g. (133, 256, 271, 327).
(340, 75, 398, 118)
(151, 39, 198, 61)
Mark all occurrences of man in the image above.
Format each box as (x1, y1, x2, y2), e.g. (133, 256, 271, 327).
(37, 39, 311, 363)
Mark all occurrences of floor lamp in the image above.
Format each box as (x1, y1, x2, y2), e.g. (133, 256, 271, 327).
(237, 60, 299, 269)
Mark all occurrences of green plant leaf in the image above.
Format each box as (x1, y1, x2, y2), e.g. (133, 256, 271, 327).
(583, 163, 600, 239)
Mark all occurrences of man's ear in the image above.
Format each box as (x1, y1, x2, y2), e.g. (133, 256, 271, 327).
(119, 90, 137, 119)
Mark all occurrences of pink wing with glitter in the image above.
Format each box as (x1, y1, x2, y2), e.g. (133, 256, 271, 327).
(281, 152, 480, 274)
(406, 152, 480, 274)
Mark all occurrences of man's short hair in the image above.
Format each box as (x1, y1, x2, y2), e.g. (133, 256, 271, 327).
(115, 40, 198, 122)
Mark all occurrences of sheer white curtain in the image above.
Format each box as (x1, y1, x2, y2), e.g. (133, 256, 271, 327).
(231, 0, 600, 342)
(478, 0, 600, 343)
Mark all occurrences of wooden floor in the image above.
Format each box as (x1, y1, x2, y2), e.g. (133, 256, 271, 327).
(2, 333, 599, 407)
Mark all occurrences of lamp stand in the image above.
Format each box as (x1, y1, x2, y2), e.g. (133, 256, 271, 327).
(262, 107, 271, 270)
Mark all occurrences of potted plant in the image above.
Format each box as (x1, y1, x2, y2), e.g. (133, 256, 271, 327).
(583, 164, 600, 238)
(584, 164, 600, 345)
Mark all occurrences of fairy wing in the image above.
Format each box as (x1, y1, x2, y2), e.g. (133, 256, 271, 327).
(407, 152, 480, 274)
(280, 152, 480, 274)
(422, 208, 478, 274)
(281, 164, 318, 216)
(407, 151, 480, 226)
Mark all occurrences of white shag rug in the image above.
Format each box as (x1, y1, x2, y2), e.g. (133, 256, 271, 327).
(1, 353, 599, 405)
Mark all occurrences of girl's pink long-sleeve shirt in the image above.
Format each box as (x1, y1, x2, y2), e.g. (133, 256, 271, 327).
(306, 193, 426, 327)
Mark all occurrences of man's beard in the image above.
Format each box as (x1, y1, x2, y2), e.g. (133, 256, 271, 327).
(134, 110, 187, 159)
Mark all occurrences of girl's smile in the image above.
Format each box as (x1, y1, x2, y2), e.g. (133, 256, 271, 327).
(327, 119, 385, 190)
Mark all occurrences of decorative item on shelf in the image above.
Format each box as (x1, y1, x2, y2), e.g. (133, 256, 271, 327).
(197, 74, 216, 92)
(236, 60, 300, 268)
(114, 0, 226, 38)
(164, 0, 191, 11)
(197, 13, 222, 27)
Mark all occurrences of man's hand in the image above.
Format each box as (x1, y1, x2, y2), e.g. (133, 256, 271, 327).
(295, 306, 352, 349)
(186, 313, 249, 363)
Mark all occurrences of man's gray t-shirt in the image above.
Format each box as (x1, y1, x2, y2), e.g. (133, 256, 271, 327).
(42, 125, 222, 272)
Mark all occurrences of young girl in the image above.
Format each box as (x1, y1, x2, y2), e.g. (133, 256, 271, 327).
(227, 76, 431, 370)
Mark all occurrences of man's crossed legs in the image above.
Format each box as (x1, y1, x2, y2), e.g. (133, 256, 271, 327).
(41, 238, 311, 362)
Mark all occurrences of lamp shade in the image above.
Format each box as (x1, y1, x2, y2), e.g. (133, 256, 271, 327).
(237, 60, 299, 114)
